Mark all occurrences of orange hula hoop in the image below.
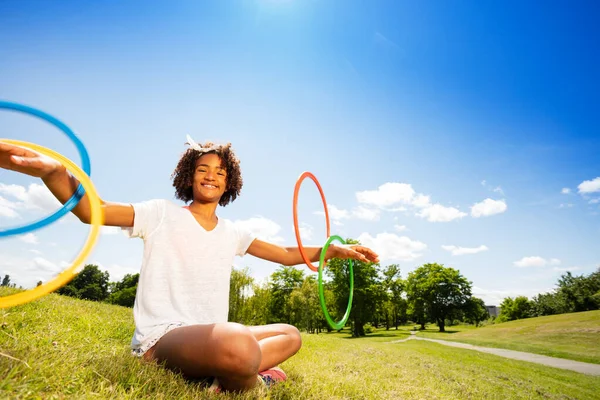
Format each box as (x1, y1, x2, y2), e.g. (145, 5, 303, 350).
(293, 172, 331, 272)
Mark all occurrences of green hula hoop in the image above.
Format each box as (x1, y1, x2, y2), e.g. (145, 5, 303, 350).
(318, 235, 354, 330)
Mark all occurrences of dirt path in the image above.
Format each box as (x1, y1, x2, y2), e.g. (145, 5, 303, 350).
(391, 335, 600, 376)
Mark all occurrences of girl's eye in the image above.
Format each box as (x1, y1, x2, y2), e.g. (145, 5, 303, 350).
(218, 172, 225, 176)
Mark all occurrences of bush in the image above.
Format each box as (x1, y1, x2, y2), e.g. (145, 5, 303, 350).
(363, 323, 376, 334)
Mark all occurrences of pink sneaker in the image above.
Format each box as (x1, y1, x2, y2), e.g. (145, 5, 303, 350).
(258, 367, 287, 388)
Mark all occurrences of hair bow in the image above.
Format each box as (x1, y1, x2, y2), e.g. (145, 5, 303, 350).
(186, 134, 218, 154)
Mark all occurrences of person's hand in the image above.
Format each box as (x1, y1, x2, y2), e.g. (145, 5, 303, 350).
(327, 244, 380, 264)
(0, 141, 64, 179)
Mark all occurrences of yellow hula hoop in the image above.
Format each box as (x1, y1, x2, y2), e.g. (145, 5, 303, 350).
(0, 139, 103, 308)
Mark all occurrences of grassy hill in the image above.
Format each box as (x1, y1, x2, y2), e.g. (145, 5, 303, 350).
(1, 290, 599, 399)
(416, 310, 600, 364)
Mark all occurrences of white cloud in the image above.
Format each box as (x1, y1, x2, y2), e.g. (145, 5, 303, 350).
(355, 182, 482, 223)
(356, 183, 416, 208)
(417, 204, 467, 222)
(0, 183, 62, 214)
(352, 206, 381, 221)
(393, 224, 407, 232)
(29, 249, 43, 255)
(412, 194, 431, 208)
(316, 204, 350, 222)
(0, 195, 20, 218)
(578, 177, 600, 194)
(0, 184, 28, 201)
(19, 233, 39, 244)
(441, 245, 488, 256)
(234, 216, 284, 243)
(0, 253, 67, 288)
(32, 257, 61, 273)
(561, 188, 571, 194)
(493, 186, 505, 195)
(559, 203, 574, 209)
(589, 199, 600, 204)
(471, 198, 507, 217)
(356, 232, 427, 262)
(513, 256, 561, 268)
(298, 222, 313, 241)
(316, 204, 380, 222)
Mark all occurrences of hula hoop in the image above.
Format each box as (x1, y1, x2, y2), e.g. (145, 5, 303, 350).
(0, 101, 90, 237)
(293, 172, 331, 272)
(318, 235, 354, 330)
(0, 139, 102, 309)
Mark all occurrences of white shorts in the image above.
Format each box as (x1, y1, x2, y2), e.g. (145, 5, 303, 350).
(131, 322, 186, 358)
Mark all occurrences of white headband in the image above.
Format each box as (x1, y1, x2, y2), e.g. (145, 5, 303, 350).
(186, 134, 218, 154)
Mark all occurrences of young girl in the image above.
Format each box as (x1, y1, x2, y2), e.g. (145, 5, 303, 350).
(0, 137, 379, 393)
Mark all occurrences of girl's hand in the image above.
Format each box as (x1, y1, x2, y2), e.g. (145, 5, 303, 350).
(327, 244, 380, 264)
(0, 141, 64, 179)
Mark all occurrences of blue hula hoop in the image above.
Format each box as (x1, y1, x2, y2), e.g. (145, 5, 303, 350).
(0, 100, 90, 237)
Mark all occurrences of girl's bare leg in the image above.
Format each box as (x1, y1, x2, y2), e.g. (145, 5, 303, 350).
(143, 322, 301, 392)
(145, 322, 261, 392)
(248, 323, 302, 372)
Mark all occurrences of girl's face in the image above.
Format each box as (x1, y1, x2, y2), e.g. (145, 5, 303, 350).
(192, 153, 227, 203)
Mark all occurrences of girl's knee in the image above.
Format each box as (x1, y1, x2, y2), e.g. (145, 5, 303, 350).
(221, 323, 261, 377)
(286, 324, 302, 353)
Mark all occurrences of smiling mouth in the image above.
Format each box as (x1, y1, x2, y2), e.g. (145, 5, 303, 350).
(201, 183, 218, 189)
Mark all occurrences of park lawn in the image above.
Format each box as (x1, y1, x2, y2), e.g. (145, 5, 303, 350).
(415, 311, 600, 365)
(0, 290, 599, 399)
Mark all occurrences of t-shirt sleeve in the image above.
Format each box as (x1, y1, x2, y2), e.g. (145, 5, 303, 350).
(234, 222, 257, 257)
(121, 199, 166, 239)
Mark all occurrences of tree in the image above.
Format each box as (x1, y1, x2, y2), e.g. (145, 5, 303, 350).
(268, 265, 304, 324)
(228, 267, 254, 323)
(289, 275, 325, 333)
(381, 264, 404, 330)
(497, 296, 532, 322)
(57, 264, 110, 301)
(405, 263, 472, 332)
(530, 291, 568, 317)
(463, 297, 489, 327)
(327, 238, 381, 337)
(557, 270, 600, 312)
(1, 274, 10, 287)
(245, 280, 272, 326)
(108, 273, 140, 307)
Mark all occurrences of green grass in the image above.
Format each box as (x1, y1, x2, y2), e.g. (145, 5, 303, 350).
(415, 311, 600, 364)
(1, 290, 600, 399)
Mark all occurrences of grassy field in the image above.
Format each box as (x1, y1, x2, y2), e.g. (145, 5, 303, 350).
(415, 311, 600, 365)
(1, 290, 600, 399)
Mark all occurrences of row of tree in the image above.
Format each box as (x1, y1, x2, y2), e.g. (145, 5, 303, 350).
(14, 239, 598, 336)
(229, 259, 490, 336)
(497, 268, 600, 322)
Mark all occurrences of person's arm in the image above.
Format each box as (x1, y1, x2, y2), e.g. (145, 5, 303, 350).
(0, 141, 134, 227)
(246, 238, 380, 266)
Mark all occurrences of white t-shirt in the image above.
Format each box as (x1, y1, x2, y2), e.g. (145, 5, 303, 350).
(122, 199, 256, 352)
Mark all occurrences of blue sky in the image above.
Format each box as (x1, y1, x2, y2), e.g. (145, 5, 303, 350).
(1, 0, 599, 306)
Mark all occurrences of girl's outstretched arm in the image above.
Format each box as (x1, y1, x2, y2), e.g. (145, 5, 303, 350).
(246, 238, 380, 266)
(0, 141, 134, 227)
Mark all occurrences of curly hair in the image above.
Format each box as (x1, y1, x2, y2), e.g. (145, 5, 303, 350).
(171, 141, 243, 207)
